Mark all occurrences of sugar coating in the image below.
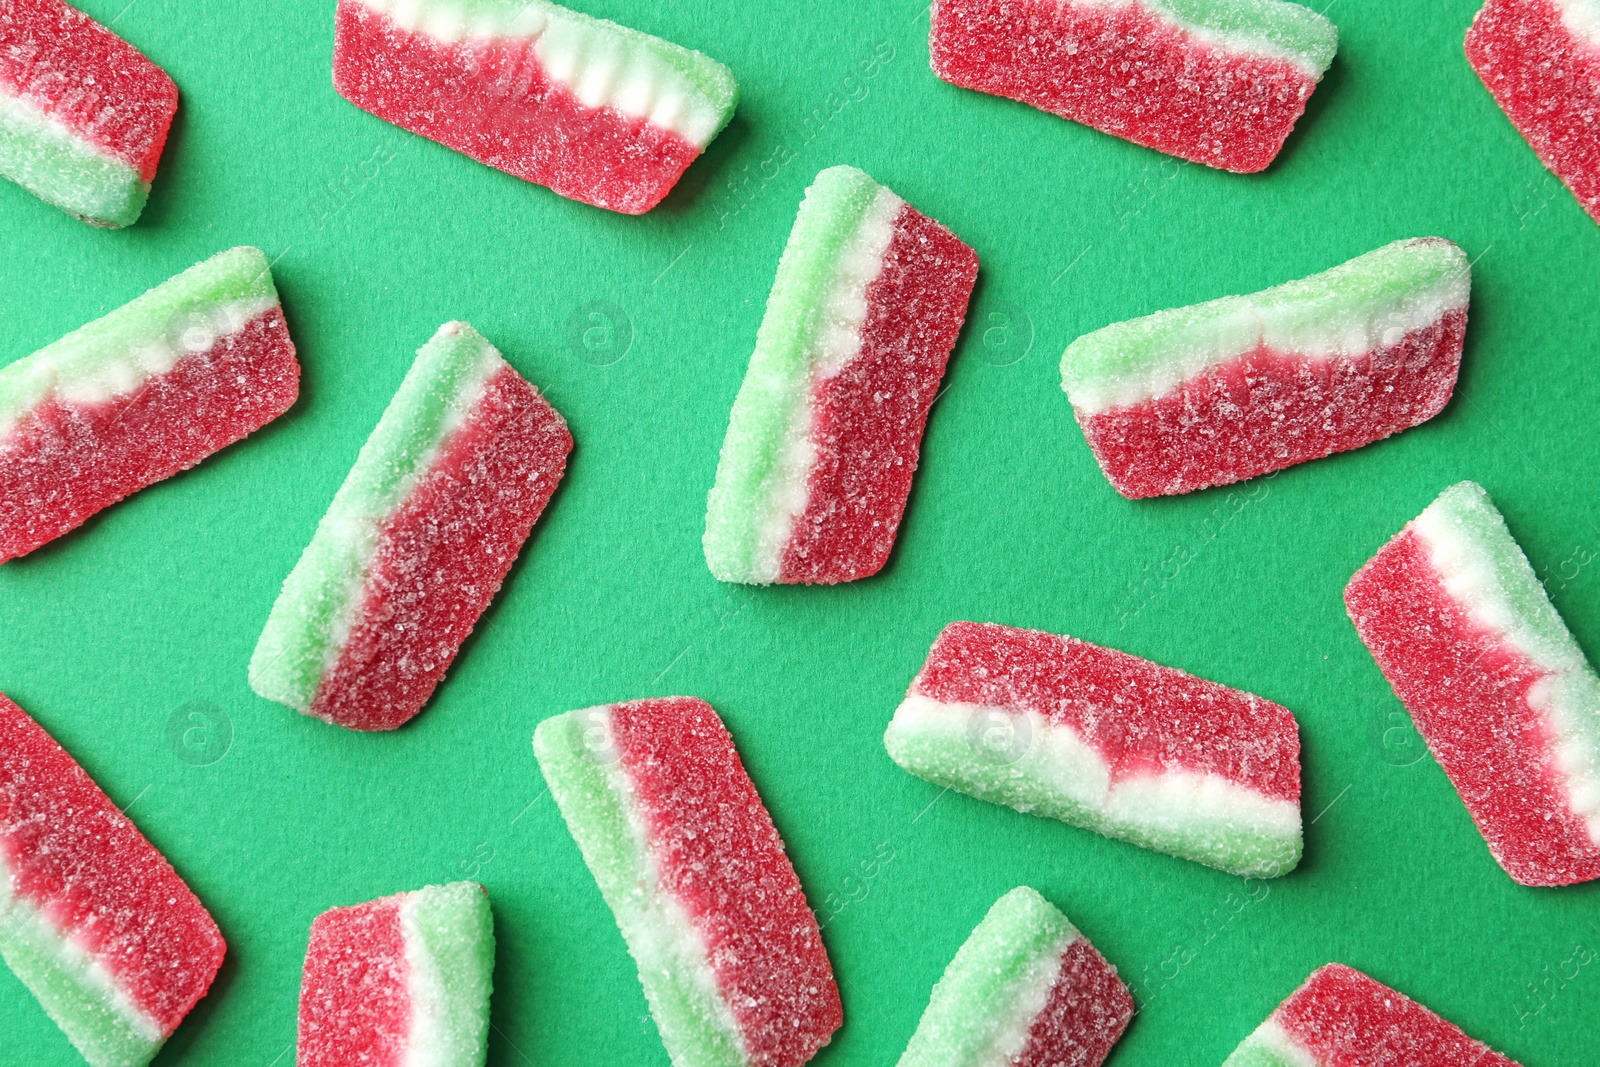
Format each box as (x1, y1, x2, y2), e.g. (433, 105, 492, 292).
(334, 0, 736, 213)
(535, 698, 842, 1067)
(0, 693, 225, 1067)
(1468, 0, 1600, 226)
(898, 887, 1134, 1067)
(1222, 964, 1522, 1066)
(929, 0, 1336, 173)
(1060, 238, 1469, 497)
(251, 322, 570, 732)
(1346, 483, 1600, 885)
(704, 165, 978, 585)
(0, 0, 178, 226)
(0, 247, 299, 564)
(884, 622, 1303, 878)
(298, 882, 493, 1067)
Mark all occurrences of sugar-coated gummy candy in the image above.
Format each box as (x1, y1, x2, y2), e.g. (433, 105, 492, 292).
(0, 693, 226, 1067)
(704, 165, 979, 586)
(534, 697, 842, 1067)
(297, 882, 493, 1067)
(1467, 0, 1600, 226)
(884, 622, 1303, 878)
(0, 246, 300, 564)
(1061, 238, 1470, 498)
(897, 887, 1134, 1067)
(1345, 482, 1600, 886)
(332, 0, 738, 214)
(1221, 963, 1522, 1066)
(0, 0, 177, 226)
(251, 322, 570, 732)
(929, 0, 1337, 173)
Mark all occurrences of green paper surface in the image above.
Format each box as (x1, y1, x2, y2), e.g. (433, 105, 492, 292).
(0, 2, 1595, 1066)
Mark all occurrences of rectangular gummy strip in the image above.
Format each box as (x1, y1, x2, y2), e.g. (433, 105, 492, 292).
(0, 246, 299, 564)
(1467, 0, 1600, 226)
(534, 697, 842, 1067)
(251, 321, 571, 732)
(1345, 481, 1600, 886)
(1221, 963, 1521, 1066)
(703, 165, 979, 585)
(332, 0, 738, 214)
(1060, 237, 1471, 498)
(0, 693, 226, 1067)
(884, 621, 1304, 878)
(0, 0, 178, 226)
(896, 886, 1133, 1067)
(929, 0, 1337, 173)
(297, 881, 494, 1067)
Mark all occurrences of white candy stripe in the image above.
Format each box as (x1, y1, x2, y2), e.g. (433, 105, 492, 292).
(747, 188, 903, 582)
(354, 0, 730, 146)
(974, 931, 1077, 1067)
(1412, 491, 1600, 846)
(398, 895, 447, 1067)
(316, 336, 503, 680)
(1557, 0, 1600, 49)
(1235, 1019, 1320, 1067)
(587, 706, 749, 1063)
(0, 859, 163, 1050)
(890, 694, 1302, 843)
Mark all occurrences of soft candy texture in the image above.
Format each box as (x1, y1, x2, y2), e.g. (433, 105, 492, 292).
(1221, 963, 1521, 1066)
(0, 0, 178, 226)
(298, 882, 494, 1067)
(0, 693, 225, 1067)
(0, 247, 299, 563)
(704, 165, 979, 585)
(930, 0, 1337, 173)
(897, 887, 1133, 1067)
(884, 621, 1303, 877)
(534, 697, 841, 1067)
(332, 0, 738, 214)
(251, 322, 570, 732)
(1467, 0, 1600, 226)
(1061, 238, 1470, 498)
(1345, 482, 1600, 886)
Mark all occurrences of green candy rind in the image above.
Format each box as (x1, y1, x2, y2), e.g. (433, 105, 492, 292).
(0, 884, 161, 1067)
(884, 708, 1303, 878)
(897, 887, 1076, 1067)
(249, 322, 501, 713)
(0, 94, 148, 228)
(533, 711, 747, 1067)
(0, 247, 279, 436)
(1061, 238, 1468, 412)
(407, 881, 495, 1067)
(1154, 0, 1338, 71)
(1220, 1035, 1314, 1067)
(703, 165, 883, 583)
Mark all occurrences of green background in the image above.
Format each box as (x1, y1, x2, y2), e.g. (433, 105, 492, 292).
(1, 0, 1596, 1064)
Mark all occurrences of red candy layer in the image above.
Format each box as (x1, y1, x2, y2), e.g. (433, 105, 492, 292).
(914, 622, 1301, 800)
(609, 698, 841, 1067)
(1274, 964, 1519, 1065)
(0, 0, 178, 179)
(1013, 937, 1135, 1067)
(1468, 0, 1600, 225)
(297, 897, 410, 1067)
(778, 204, 978, 585)
(930, 0, 1320, 173)
(0, 694, 225, 1033)
(1078, 310, 1465, 499)
(310, 366, 571, 732)
(1345, 529, 1600, 886)
(0, 309, 299, 564)
(332, 0, 701, 214)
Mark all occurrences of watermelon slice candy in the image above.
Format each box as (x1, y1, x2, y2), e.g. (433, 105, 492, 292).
(251, 321, 572, 732)
(534, 696, 842, 1067)
(704, 165, 979, 586)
